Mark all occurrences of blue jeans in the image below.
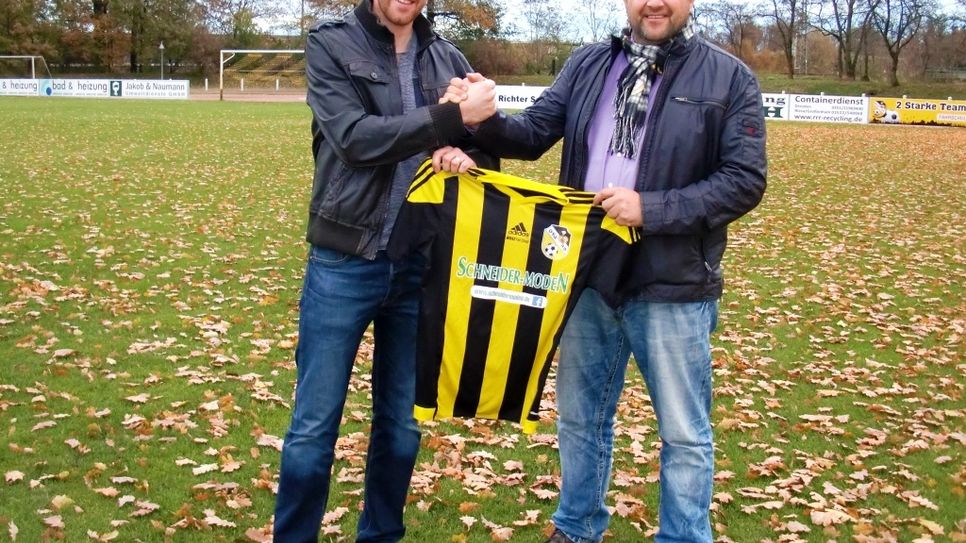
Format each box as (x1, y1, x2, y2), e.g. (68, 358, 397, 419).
(274, 246, 423, 543)
(552, 289, 717, 543)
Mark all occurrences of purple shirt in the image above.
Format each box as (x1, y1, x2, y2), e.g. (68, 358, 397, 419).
(583, 52, 663, 193)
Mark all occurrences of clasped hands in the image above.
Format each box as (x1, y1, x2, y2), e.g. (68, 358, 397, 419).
(431, 74, 641, 227)
(432, 73, 496, 174)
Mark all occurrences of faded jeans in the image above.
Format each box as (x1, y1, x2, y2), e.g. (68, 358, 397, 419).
(273, 246, 422, 543)
(552, 289, 717, 543)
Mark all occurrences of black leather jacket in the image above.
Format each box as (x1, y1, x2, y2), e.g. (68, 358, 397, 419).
(304, 0, 482, 258)
(474, 36, 767, 302)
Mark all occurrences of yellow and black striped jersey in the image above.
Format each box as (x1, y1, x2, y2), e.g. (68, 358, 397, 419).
(389, 161, 640, 433)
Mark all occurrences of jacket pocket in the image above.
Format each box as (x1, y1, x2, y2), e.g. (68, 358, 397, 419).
(347, 60, 390, 112)
(640, 235, 707, 286)
(319, 161, 349, 215)
(348, 60, 389, 85)
(671, 96, 727, 109)
(664, 96, 726, 162)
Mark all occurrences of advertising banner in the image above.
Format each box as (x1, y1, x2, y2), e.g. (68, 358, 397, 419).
(869, 97, 966, 127)
(49, 79, 114, 97)
(115, 80, 190, 99)
(0, 78, 189, 99)
(761, 93, 791, 120)
(0, 79, 43, 96)
(495, 85, 547, 110)
(788, 94, 869, 124)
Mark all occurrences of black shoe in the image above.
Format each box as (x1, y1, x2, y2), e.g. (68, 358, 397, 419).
(544, 529, 576, 543)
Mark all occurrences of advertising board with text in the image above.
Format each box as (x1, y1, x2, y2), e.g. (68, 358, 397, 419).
(0, 78, 189, 99)
(869, 97, 966, 128)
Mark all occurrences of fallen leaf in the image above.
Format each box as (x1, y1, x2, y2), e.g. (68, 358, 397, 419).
(51, 495, 74, 510)
(810, 508, 853, 526)
(192, 463, 218, 475)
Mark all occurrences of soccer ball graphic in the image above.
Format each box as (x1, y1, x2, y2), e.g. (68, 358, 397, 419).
(872, 100, 900, 124)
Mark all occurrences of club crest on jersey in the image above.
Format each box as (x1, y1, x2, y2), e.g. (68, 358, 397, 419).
(541, 225, 571, 260)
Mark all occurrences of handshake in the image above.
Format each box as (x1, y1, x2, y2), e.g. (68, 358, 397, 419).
(439, 73, 498, 126)
(431, 73, 497, 174)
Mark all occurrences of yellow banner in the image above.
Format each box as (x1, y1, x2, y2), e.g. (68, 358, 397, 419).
(869, 97, 966, 127)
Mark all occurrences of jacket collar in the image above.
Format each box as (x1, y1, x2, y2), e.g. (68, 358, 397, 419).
(354, 0, 436, 49)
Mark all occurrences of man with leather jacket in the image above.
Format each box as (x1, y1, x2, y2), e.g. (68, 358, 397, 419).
(441, 0, 767, 539)
(273, 0, 494, 541)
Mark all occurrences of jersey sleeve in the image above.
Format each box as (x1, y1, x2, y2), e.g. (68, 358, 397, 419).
(386, 160, 442, 261)
(600, 215, 642, 244)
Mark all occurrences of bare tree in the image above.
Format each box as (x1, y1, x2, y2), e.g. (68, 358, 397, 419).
(704, 0, 758, 62)
(810, 0, 878, 78)
(955, 0, 966, 25)
(520, 0, 567, 43)
(518, 0, 567, 66)
(580, 0, 622, 42)
(910, 9, 965, 79)
(761, 0, 804, 78)
(871, 0, 926, 85)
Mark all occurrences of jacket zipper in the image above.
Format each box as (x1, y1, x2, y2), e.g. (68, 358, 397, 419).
(672, 96, 727, 109)
(380, 42, 400, 235)
(574, 49, 614, 189)
(635, 57, 679, 191)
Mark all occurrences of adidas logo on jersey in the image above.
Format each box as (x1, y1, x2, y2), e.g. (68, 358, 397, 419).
(506, 222, 530, 242)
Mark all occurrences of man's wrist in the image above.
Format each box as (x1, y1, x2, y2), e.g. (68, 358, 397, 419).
(429, 101, 464, 145)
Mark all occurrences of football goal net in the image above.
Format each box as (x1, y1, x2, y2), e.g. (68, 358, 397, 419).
(219, 49, 306, 99)
(0, 55, 52, 78)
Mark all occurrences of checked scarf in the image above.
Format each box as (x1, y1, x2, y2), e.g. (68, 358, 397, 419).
(610, 17, 695, 158)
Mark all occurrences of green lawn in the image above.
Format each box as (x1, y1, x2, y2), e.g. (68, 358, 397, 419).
(0, 97, 963, 542)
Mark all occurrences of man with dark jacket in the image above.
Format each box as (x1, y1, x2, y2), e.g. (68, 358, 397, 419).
(272, 0, 494, 541)
(442, 0, 767, 540)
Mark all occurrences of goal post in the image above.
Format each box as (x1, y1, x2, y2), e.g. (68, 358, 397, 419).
(219, 49, 306, 100)
(0, 55, 52, 79)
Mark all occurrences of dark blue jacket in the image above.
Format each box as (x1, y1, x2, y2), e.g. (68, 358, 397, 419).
(474, 36, 767, 302)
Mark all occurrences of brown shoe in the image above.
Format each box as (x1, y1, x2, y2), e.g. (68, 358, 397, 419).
(544, 529, 576, 543)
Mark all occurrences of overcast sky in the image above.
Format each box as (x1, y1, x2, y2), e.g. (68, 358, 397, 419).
(265, 0, 963, 41)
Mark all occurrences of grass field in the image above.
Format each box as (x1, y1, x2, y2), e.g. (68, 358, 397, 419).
(0, 97, 963, 542)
